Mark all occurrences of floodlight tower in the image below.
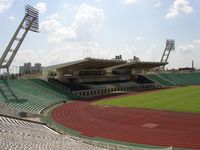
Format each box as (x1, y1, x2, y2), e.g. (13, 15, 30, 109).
(160, 39, 175, 70)
(0, 5, 39, 75)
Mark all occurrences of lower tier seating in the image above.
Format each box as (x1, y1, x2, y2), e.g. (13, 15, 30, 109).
(146, 72, 200, 86)
(0, 115, 106, 150)
(0, 79, 74, 114)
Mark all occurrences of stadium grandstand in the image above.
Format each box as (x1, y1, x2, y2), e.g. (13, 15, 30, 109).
(0, 55, 182, 149)
(0, 39, 199, 150)
(1, 4, 200, 150)
(0, 79, 78, 114)
(0, 115, 108, 150)
(42, 57, 167, 97)
(146, 72, 200, 86)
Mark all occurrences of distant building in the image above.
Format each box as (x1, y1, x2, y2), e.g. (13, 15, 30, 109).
(178, 67, 195, 72)
(19, 63, 42, 74)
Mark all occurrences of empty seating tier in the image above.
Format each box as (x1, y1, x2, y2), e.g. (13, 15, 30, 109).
(48, 78, 92, 91)
(30, 79, 80, 99)
(0, 115, 105, 150)
(146, 72, 200, 86)
(0, 79, 74, 114)
(146, 74, 175, 86)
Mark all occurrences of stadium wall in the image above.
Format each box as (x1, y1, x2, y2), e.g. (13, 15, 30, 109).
(72, 83, 160, 97)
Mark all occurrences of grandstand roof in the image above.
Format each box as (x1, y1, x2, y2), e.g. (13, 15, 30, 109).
(105, 61, 167, 70)
(44, 58, 126, 71)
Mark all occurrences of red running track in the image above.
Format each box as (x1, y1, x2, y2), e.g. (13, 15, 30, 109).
(52, 101, 200, 149)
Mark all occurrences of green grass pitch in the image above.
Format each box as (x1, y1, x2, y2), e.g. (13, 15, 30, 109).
(96, 86, 200, 113)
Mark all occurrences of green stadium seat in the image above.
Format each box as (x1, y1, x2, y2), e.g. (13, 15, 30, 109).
(147, 72, 200, 86)
(146, 74, 175, 86)
(0, 79, 79, 114)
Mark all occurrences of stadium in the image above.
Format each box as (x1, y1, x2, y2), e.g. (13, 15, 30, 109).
(0, 4, 200, 150)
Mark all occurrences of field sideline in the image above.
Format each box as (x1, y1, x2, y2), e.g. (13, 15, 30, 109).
(96, 86, 200, 113)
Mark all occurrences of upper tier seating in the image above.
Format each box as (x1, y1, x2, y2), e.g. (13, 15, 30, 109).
(48, 78, 92, 91)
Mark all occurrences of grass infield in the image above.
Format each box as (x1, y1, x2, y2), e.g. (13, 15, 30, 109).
(96, 86, 200, 113)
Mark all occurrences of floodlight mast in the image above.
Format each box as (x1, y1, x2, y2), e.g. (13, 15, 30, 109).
(0, 5, 39, 75)
(160, 39, 175, 70)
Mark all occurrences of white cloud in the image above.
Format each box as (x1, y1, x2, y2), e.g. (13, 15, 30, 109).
(94, 0, 102, 3)
(141, 45, 161, 61)
(40, 19, 61, 32)
(122, 45, 137, 59)
(124, 0, 139, 5)
(40, 3, 104, 43)
(167, 40, 200, 69)
(136, 36, 145, 41)
(33, 3, 105, 66)
(62, 3, 74, 13)
(48, 13, 61, 20)
(0, 0, 14, 14)
(13, 44, 106, 66)
(178, 40, 200, 54)
(9, 16, 15, 20)
(35, 2, 47, 14)
(62, 4, 69, 8)
(154, 1, 161, 8)
(13, 42, 138, 67)
(166, 0, 193, 19)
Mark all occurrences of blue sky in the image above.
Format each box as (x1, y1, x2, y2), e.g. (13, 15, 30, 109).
(0, 0, 200, 71)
